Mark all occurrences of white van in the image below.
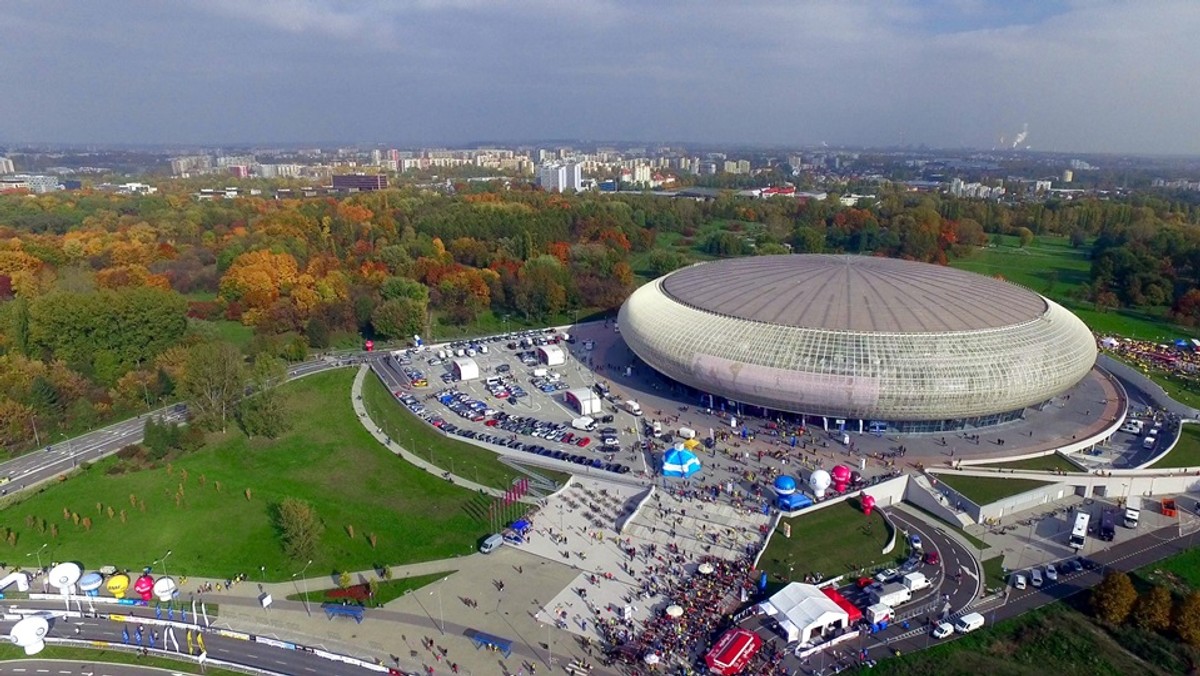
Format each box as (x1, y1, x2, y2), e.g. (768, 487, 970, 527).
(954, 612, 985, 634)
(1143, 436, 1157, 450)
(480, 534, 504, 554)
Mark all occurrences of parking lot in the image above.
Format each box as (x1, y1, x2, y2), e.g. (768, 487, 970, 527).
(383, 329, 650, 477)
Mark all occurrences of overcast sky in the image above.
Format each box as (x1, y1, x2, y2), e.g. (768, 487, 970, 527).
(1, 0, 1197, 154)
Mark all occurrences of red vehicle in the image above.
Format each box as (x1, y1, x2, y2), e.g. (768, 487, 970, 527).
(577, 437, 591, 447)
(484, 419, 499, 427)
(431, 419, 445, 428)
(923, 550, 940, 566)
(562, 433, 575, 443)
(856, 576, 874, 588)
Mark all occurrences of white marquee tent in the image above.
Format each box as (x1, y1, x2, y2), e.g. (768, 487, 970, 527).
(758, 583, 848, 644)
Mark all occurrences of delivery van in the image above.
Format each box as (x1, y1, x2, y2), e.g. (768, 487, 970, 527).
(954, 612, 985, 634)
(480, 534, 504, 554)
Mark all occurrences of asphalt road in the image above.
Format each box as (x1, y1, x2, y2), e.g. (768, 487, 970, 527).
(0, 612, 373, 676)
(860, 519, 1199, 661)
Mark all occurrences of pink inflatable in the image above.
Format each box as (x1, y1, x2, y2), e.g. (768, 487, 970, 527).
(830, 465, 851, 493)
(862, 494, 876, 516)
(133, 574, 154, 602)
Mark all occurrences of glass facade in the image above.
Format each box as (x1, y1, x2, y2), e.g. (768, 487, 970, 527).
(619, 277, 1098, 424)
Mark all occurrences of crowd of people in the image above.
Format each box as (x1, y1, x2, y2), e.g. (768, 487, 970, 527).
(597, 556, 755, 670)
(1100, 334, 1200, 379)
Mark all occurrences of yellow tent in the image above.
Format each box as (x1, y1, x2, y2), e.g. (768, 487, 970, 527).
(683, 438, 700, 450)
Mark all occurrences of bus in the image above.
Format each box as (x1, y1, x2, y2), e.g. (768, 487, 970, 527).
(1070, 512, 1090, 550)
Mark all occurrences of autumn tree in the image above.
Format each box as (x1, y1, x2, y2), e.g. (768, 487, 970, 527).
(1131, 585, 1172, 632)
(1015, 226, 1035, 248)
(276, 497, 323, 560)
(180, 342, 245, 432)
(1175, 591, 1200, 647)
(236, 355, 291, 439)
(1091, 570, 1137, 624)
(218, 250, 300, 324)
(372, 298, 425, 340)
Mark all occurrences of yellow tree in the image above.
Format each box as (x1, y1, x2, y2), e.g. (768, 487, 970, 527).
(219, 250, 299, 320)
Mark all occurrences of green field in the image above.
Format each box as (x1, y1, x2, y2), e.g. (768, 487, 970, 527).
(360, 373, 569, 490)
(950, 236, 1092, 297)
(977, 453, 1082, 473)
(760, 500, 895, 582)
(933, 474, 1053, 506)
(1148, 424, 1200, 469)
(0, 370, 489, 580)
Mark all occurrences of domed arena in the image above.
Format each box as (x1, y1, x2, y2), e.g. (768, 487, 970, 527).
(617, 254, 1098, 433)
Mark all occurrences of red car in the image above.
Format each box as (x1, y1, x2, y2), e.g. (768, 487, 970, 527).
(923, 550, 940, 566)
(484, 419, 499, 427)
(856, 576, 874, 589)
(577, 437, 591, 447)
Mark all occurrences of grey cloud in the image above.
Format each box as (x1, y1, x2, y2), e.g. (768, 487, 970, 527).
(0, 0, 1195, 152)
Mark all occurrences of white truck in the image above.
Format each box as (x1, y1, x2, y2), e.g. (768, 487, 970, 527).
(1124, 496, 1141, 529)
(870, 582, 912, 607)
(572, 416, 596, 432)
(625, 400, 643, 416)
(678, 427, 697, 440)
(901, 572, 930, 592)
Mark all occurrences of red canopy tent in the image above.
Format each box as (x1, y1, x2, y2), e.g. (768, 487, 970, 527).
(821, 587, 863, 625)
(704, 628, 762, 675)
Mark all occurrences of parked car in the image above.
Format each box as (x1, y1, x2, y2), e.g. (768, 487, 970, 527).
(932, 622, 955, 640)
(923, 550, 940, 566)
(1030, 568, 1043, 587)
(1012, 573, 1027, 590)
(1045, 564, 1058, 582)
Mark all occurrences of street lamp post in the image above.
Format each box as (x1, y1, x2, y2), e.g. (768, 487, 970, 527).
(435, 576, 449, 635)
(292, 559, 313, 617)
(155, 549, 174, 579)
(27, 543, 48, 592)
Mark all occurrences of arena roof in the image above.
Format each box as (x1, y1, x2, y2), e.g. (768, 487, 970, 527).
(660, 255, 1047, 333)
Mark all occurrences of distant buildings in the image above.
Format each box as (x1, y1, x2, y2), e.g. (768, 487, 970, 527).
(331, 173, 388, 192)
(537, 162, 583, 193)
(948, 177, 1005, 200)
(0, 174, 62, 194)
(0, 157, 14, 174)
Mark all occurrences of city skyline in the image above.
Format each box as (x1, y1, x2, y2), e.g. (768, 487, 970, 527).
(1, 1, 1198, 154)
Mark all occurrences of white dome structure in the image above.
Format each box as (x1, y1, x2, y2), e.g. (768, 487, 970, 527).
(619, 255, 1097, 432)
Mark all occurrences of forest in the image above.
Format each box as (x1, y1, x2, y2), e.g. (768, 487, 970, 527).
(1, 180, 1199, 452)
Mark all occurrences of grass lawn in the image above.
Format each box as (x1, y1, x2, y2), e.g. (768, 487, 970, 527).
(0, 644, 240, 675)
(0, 370, 490, 581)
(978, 453, 1082, 473)
(1148, 424, 1200, 469)
(863, 601, 1193, 676)
(361, 372, 570, 490)
(285, 570, 452, 605)
(760, 500, 894, 582)
(934, 474, 1054, 506)
(982, 556, 1008, 588)
(428, 308, 613, 342)
(950, 236, 1091, 298)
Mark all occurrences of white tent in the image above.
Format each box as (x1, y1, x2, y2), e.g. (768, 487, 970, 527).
(565, 388, 602, 415)
(757, 583, 848, 644)
(538, 344, 566, 366)
(451, 357, 480, 381)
